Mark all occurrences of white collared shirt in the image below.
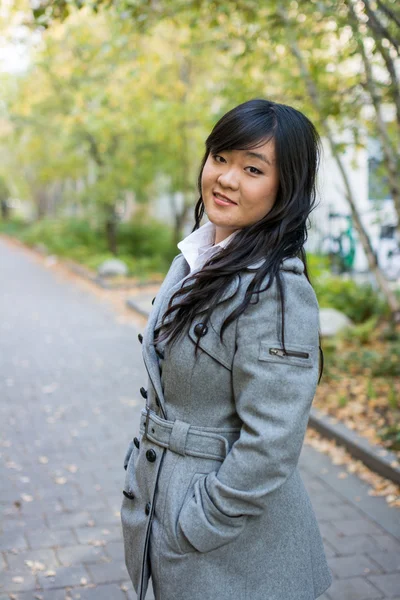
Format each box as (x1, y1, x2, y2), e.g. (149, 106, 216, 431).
(177, 221, 240, 274)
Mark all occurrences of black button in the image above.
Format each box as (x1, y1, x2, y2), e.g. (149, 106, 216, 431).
(146, 449, 157, 462)
(194, 323, 208, 337)
(140, 387, 148, 399)
(155, 348, 164, 359)
(138, 333, 143, 344)
(133, 437, 140, 449)
(152, 297, 156, 305)
(145, 502, 151, 515)
(123, 490, 135, 500)
(155, 396, 160, 407)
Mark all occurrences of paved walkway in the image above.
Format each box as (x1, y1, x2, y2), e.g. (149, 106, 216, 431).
(0, 237, 399, 600)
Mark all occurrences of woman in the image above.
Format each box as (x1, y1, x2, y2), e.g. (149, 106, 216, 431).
(121, 98, 333, 600)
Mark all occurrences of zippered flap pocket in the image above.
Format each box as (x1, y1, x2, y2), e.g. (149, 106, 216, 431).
(259, 340, 314, 368)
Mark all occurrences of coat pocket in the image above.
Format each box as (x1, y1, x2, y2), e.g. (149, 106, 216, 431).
(175, 472, 208, 555)
(259, 340, 314, 368)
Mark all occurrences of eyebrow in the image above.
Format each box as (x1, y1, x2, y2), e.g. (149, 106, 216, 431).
(245, 151, 274, 167)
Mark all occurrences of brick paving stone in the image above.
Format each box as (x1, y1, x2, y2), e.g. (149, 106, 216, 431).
(327, 576, 384, 599)
(322, 541, 337, 558)
(89, 509, 121, 526)
(314, 502, 369, 522)
(104, 540, 125, 563)
(61, 495, 107, 513)
(69, 583, 127, 600)
(4, 548, 59, 571)
(56, 544, 107, 566)
(368, 574, 400, 598)
(74, 525, 122, 545)
(374, 535, 400, 553)
(37, 565, 90, 589)
(367, 551, 400, 573)
(0, 532, 28, 552)
(328, 554, 383, 578)
(333, 518, 387, 537)
(323, 532, 382, 556)
(2, 516, 48, 532)
(46, 511, 92, 529)
(16, 590, 70, 600)
(86, 561, 131, 585)
(0, 571, 37, 593)
(26, 529, 77, 550)
(0, 554, 6, 571)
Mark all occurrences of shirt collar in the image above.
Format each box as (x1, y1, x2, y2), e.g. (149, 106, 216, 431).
(177, 221, 240, 272)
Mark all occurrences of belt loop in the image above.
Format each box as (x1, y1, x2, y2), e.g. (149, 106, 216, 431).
(169, 420, 190, 456)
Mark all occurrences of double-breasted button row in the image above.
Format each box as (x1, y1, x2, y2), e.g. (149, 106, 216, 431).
(139, 387, 160, 407)
(123, 491, 152, 517)
(123, 489, 135, 500)
(146, 449, 157, 462)
(194, 322, 208, 337)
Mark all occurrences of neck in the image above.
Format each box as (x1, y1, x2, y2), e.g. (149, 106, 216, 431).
(214, 227, 239, 245)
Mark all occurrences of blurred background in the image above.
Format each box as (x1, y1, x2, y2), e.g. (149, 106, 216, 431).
(0, 2, 399, 599)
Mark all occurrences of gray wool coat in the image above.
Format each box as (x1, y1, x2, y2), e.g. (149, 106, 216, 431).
(121, 252, 333, 600)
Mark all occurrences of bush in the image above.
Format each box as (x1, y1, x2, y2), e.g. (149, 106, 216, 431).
(313, 274, 388, 323)
(0, 216, 29, 236)
(118, 218, 175, 261)
(3, 216, 177, 277)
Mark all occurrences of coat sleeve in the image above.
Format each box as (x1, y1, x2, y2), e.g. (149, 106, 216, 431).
(177, 270, 321, 553)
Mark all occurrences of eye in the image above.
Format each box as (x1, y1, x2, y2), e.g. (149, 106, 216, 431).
(246, 166, 263, 175)
(212, 154, 226, 163)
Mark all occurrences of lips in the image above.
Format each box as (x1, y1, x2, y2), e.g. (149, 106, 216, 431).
(213, 191, 237, 204)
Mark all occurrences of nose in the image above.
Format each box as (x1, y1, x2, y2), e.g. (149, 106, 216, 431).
(217, 166, 239, 190)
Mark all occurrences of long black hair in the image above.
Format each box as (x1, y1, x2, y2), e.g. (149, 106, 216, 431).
(154, 98, 324, 382)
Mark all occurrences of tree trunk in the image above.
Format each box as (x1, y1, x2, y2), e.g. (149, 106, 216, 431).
(170, 192, 192, 248)
(105, 207, 118, 255)
(1, 200, 9, 220)
(346, 0, 400, 236)
(35, 187, 48, 220)
(363, 0, 400, 127)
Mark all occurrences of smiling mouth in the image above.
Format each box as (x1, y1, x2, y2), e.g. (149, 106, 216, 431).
(213, 192, 237, 204)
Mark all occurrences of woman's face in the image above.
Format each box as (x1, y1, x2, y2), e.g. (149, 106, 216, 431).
(201, 138, 279, 242)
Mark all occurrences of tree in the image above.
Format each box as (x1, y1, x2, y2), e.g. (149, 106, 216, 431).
(0, 176, 10, 219)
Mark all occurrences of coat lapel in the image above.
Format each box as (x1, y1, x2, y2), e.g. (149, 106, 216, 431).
(142, 254, 190, 408)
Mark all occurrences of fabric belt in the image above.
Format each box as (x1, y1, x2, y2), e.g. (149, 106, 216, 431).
(139, 408, 241, 462)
